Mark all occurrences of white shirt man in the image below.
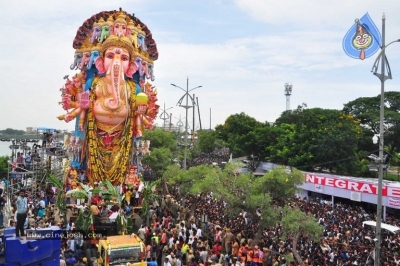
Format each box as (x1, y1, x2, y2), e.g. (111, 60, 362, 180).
(164, 258, 172, 266)
(39, 198, 46, 209)
(176, 256, 182, 266)
(178, 230, 186, 242)
(188, 236, 194, 245)
(168, 235, 175, 248)
(138, 182, 144, 193)
(196, 228, 202, 238)
(138, 226, 146, 241)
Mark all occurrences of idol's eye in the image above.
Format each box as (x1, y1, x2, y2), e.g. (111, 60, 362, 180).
(362, 34, 369, 39)
(121, 55, 129, 61)
(355, 36, 361, 40)
(106, 53, 114, 59)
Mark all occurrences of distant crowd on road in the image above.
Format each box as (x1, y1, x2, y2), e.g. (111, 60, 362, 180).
(190, 148, 230, 167)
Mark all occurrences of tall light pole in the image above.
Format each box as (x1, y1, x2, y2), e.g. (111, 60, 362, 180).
(159, 103, 173, 129)
(370, 13, 400, 266)
(171, 78, 202, 170)
(284, 83, 293, 111)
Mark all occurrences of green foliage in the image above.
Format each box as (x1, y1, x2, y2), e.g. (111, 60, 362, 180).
(89, 180, 122, 205)
(126, 218, 134, 234)
(343, 91, 400, 161)
(281, 207, 324, 242)
(198, 130, 219, 153)
(47, 174, 66, 213)
(75, 210, 91, 231)
(0, 156, 9, 179)
(162, 165, 183, 185)
(143, 128, 177, 151)
(0, 128, 25, 136)
(142, 148, 173, 177)
(215, 112, 265, 157)
(66, 182, 92, 200)
(253, 166, 304, 204)
(269, 108, 364, 175)
(140, 179, 161, 217)
(168, 164, 218, 197)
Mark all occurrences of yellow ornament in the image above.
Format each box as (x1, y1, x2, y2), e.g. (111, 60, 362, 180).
(136, 92, 148, 105)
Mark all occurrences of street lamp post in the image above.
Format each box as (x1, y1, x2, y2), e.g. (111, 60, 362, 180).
(370, 13, 400, 266)
(171, 78, 202, 170)
(159, 103, 173, 129)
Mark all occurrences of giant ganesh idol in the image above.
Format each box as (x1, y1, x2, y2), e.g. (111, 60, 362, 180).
(57, 9, 159, 185)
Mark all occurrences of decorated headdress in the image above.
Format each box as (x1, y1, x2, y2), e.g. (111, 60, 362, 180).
(101, 35, 134, 58)
(71, 9, 158, 62)
(114, 12, 127, 25)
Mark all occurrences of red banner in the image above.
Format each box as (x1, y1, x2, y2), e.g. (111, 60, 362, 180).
(305, 174, 400, 198)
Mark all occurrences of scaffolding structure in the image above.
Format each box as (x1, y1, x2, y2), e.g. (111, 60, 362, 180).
(3, 129, 66, 227)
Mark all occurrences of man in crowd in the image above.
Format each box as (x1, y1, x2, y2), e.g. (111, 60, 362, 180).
(15, 189, 28, 239)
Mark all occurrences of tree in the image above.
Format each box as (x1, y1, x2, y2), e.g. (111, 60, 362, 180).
(269, 108, 365, 175)
(0, 128, 25, 136)
(0, 156, 9, 179)
(215, 112, 264, 157)
(161, 164, 182, 194)
(280, 206, 324, 264)
(167, 164, 220, 198)
(141, 148, 173, 178)
(197, 130, 225, 153)
(343, 91, 400, 157)
(252, 166, 304, 204)
(143, 128, 177, 151)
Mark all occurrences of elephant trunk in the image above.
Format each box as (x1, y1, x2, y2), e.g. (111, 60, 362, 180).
(70, 57, 78, 70)
(88, 50, 99, 69)
(71, 53, 83, 70)
(90, 27, 101, 43)
(98, 26, 110, 43)
(104, 56, 123, 110)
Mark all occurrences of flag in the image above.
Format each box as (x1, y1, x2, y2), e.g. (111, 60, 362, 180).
(343, 13, 381, 60)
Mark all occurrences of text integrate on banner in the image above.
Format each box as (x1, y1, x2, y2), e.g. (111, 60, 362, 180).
(306, 174, 400, 198)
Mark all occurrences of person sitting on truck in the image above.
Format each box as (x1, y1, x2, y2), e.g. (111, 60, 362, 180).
(100, 204, 111, 223)
(90, 202, 101, 225)
(125, 188, 133, 206)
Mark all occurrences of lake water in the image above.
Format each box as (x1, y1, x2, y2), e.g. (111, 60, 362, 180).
(0, 141, 40, 157)
(0, 142, 13, 157)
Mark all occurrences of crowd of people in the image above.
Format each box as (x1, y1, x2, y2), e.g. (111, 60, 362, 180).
(132, 188, 400, 266)
(5, 147, 400, 265)
(190, 148, 230, 167)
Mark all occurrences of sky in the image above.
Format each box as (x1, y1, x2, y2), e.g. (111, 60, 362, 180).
(1, 0, 400, 132)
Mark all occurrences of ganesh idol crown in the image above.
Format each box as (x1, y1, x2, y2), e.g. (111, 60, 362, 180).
(57, 8, 159, 186)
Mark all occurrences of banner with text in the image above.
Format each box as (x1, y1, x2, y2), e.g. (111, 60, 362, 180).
(388, 198, 400, 209)
(305, 173, 400, 198)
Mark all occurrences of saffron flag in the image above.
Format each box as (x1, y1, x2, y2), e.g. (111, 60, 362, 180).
(343, 13, 381, 60)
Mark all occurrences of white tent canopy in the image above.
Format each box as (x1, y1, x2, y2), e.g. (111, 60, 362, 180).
(362, 221, 400, 233)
